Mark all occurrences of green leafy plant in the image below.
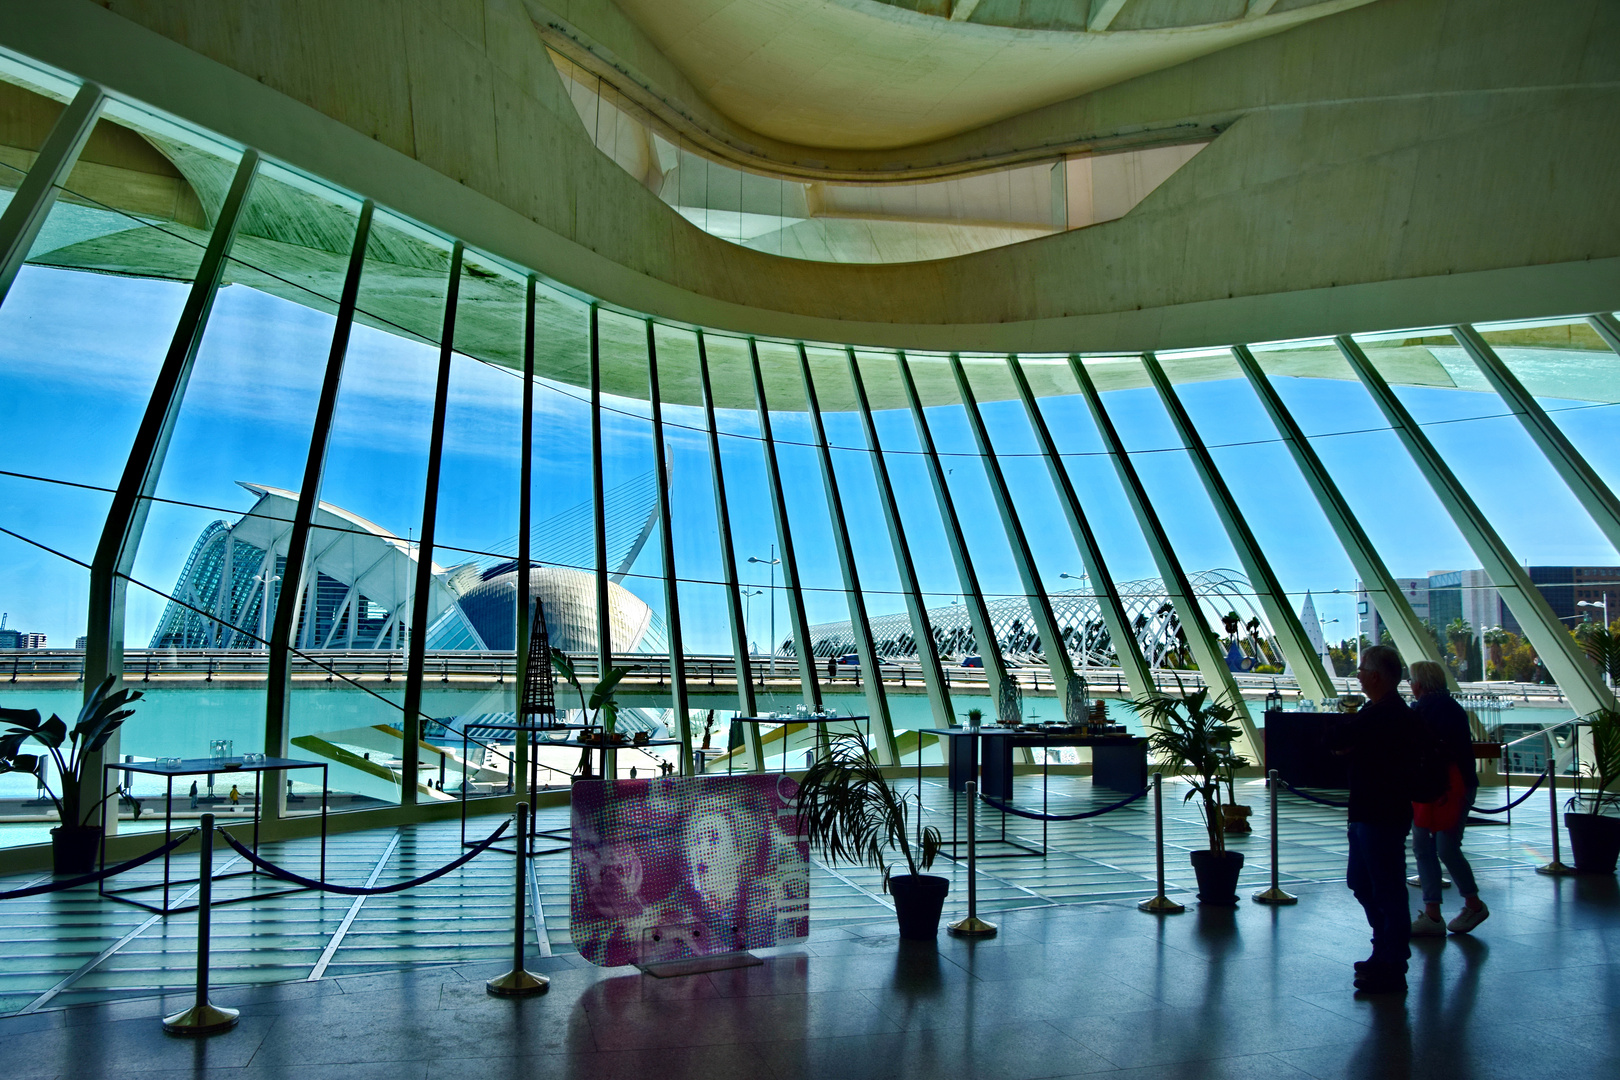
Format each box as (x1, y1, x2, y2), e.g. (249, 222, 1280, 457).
(795, 731, 941, 888)
(1130, 687, 1248, 855)
(0, 676, 143, 829)
(550, 648, 632, 736)
(964, 707, 983, 728)
(1566, 627, 1620, 816)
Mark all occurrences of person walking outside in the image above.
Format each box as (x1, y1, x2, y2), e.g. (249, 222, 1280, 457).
(1334, 645, 1417, 994)
(1408, 659, 1489, 936)
(228, 783, 241, 806)
(188, 780, 199, 811)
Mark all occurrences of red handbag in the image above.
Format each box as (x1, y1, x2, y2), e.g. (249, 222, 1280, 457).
(1413, 764, 1466, 832)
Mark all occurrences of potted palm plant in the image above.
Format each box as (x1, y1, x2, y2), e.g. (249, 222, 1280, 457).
(1567, 625, 1620, 873)
(795, 731, 946, 939)
(1130, 687, 1247, 904)
(0, 676, 143, 874)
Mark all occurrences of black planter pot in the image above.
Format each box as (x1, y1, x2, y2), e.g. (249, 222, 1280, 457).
(1565, 812, 1620, 875)
(1189, 849, 1245, 905)
(51, 825, 103, 876)
(889, 874, 950, 940)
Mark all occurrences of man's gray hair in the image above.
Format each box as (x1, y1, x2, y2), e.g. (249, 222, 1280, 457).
(1361, 644, 1403, 683)
(1408, 660, 1448, 693)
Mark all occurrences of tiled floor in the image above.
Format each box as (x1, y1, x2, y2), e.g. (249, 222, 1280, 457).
(1, 866, 1616, 1080)
(0, 771, 1592, 1030)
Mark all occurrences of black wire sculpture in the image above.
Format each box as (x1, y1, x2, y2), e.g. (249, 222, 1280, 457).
(519, 597, 557, 729)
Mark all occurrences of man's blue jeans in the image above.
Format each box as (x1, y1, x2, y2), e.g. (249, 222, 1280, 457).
(1347, 821, 1412, 971)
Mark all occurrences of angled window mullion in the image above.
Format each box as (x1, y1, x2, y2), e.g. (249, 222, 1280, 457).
(591, 305, 610, 683)
(897, 351, 1008, 708)
(1004, 356, 1153, 700)
(400, 242, 465, 804)
(79, 148, 258, 832)
(514, 275, 537, 800)
(697, 331, 764, 769)
(1336, 335, 1614, 715)
(647, 320, 693, 772)
(0, 82, 103, 306)
(1067, 354, 1261, 755)
(950, 354, 1076, 707)
(1140, 351, 1336, 700)
(800, 344, 897, 765)
(1588, 312, 1620, 354)
(1452, 324, 1620, 556)
(1230, 343, 1446, 683)
(264, 198, 374, 819)
(847, 349, 954, 741)
(749, 339, 825, 749)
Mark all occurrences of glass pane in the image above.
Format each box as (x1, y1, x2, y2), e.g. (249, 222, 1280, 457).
(0, 105, 225, 847)
(126, 163, 362, 814)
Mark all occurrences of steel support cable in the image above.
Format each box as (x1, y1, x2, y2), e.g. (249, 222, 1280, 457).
(977, 786, 1147, 822)
(217, 818, 510, 895)
(0, 829, 198, 900)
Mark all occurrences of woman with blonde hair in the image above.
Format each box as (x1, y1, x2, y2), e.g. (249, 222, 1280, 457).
(1408, 659, 1488, 936)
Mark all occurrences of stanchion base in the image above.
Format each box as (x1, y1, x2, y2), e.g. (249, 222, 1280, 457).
(1138, 894, 1186, 914)
(162, 1003, 240, 1036)
(1252, 887, 1299, 905)
(1536, 861, 1577, 876)
(486, 969, 550, 997)
(947, 915, 998, 938)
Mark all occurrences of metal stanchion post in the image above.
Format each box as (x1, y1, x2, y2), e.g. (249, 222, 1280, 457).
(1535, 754, 1574, 876)
(488, 802, 549, 996)
(1253, 770, 1297, 904)
(948, 781, 996, 938)
(1139, 773, 1184, 914)
(163, 814, 239, 1035)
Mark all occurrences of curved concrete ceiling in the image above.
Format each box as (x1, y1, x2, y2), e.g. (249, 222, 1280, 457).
(608, 0, 1376, 150)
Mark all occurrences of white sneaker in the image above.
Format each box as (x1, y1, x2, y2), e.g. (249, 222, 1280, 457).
(1411, 911, 1446, 937)
(1407, 874, 1452, 888)
(1447, 904, 1489, 934)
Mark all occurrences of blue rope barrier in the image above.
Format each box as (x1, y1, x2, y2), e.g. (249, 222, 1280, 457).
(1277, 778, 1350, 809)
(1470, 771, 1545, 814)
(0, 828, 199, 901)
(979, 786, 1148, 822)
(219, 818, 509, 895)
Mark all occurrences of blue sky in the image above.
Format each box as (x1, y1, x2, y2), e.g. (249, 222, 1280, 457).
(2, 264, 1617, 656)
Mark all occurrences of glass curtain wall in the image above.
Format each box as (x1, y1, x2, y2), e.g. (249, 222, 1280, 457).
(0, 80, 225, 845)
(125, 161, 357, 812)
(854, 349, 985, 740)
(1154, 348, 1360, 676)
(289, 210, 451, 809)
(594, 309, 671, 777)
(526, 286, 593, 784)
(650, 323, 735, 764)
(420, 254, 527, 802)
(706, 335, 799, 716)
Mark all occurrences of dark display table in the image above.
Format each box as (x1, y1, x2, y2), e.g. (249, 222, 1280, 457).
(727, 715, 872, 773)
(928, 728, 1148, 799)
(99, 756, 328, 915)
(1262, 710, 1350, 789)
(918, 727, 1149, 859)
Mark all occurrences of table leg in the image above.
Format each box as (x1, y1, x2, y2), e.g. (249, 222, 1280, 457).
(164, 773, 174, 912)
(320, 765, 329, 880)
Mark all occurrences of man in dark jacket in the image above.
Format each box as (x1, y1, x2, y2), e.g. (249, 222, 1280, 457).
(1335, 645, 1416, 994)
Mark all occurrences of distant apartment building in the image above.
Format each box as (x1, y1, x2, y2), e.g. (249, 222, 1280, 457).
(0, 630, 46, 649)
(1359, 566, 1620, 645)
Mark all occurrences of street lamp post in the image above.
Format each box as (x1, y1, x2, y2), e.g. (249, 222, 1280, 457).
(748, 547, 780, 679)
(1059, 572, 1089, 669)
(741, 589, 763, 656)
(1579, 598, 1612, 687)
